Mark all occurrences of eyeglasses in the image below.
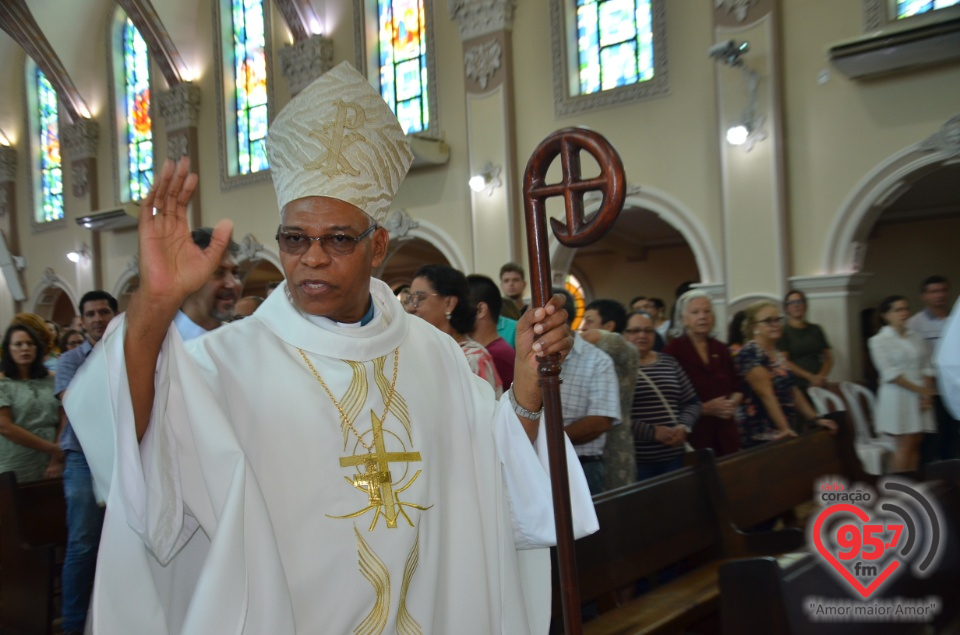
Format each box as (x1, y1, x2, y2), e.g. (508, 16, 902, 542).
(623, 327, 657, 335)
(755, 316, 786, 326)
(275, 224, 378, 257)
(400, 291, 440, 309)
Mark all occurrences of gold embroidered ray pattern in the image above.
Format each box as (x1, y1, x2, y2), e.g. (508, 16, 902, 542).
(396, 527, 422, 635)
(373, 355, 411, 441)
(339, 360, 369, 448)
(355, 527, 390, 635)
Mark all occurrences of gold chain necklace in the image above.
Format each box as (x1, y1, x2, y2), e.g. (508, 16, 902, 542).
(297, 347, 400, 453)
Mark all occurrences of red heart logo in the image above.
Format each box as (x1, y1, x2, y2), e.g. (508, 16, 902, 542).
(812, 503, 901, 599)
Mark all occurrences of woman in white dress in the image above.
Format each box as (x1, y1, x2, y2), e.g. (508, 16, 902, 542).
(868, 295, 936, 472)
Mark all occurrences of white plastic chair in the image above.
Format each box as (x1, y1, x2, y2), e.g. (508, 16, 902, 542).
(807, 386, 887, 475)
(840, 381, 896, 453)
(807, 386, 845, 416)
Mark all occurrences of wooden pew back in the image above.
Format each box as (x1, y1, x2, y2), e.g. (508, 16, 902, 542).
(716, 412, 870, 529)
(575, 451, 722, 603)
(0, 472, 67, 635)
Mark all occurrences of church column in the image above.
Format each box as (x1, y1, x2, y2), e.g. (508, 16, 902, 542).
(787, 273, 872, 383)
(62, 118, 102, 290)
(450, 0, 519, 275)
(713, 0, 789, 303)
(156, 83, 201, 226)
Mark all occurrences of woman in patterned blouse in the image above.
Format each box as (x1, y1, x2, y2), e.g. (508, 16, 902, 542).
(736, 301, 835, 449)
(405, 264, 503, 397)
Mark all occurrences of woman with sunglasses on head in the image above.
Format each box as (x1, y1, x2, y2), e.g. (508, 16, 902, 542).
(778, 290, 833, 389)
(868, 295, 936, 473)
(0, 324, 64, 481)
(736, 301, 835, 449)
(404, 264, 503, 397)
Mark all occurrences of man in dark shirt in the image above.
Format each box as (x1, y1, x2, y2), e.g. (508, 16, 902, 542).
(56, 290, 118, 635)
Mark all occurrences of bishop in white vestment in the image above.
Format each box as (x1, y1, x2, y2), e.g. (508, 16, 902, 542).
(64, 62, 597, 635)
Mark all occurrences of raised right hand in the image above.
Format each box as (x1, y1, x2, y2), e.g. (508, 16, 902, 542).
(137, 157, 234, 308)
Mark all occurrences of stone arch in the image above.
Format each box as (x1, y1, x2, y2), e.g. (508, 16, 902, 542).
(377, 211, 469, 275)
(824, 114, 960, 274)
(549, 184, 722, 285)
(28, 268, 79, 323)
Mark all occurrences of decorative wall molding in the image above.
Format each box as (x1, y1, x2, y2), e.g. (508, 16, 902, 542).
(0, 146, 16, 182)
(62, 119, 99, 160)
(168, 133, 189, 160)
(550, 0, 669, 117)
(918, 114, 960, 157)
(279, 34, 333, 96)
(71, 163, 90, 198)
(449, 0, 517, 40)
(124, 251, 140, 277)
(464, 39, 502, 90)
(236, 233, 264, 263)
(156, 83, 201, 131)
(382, 208, 420, 239)
(714, 0, 759, 23)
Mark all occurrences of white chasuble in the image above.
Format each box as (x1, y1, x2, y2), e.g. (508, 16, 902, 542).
(66, 278, 598, 635)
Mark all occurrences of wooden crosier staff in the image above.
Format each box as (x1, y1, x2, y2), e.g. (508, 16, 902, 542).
(522, 128, 626, 634)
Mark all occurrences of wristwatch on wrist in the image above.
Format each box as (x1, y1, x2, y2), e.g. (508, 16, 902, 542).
(507, 387, 544, 420)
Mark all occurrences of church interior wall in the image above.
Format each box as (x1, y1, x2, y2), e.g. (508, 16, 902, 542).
(0, 0, 956, 349)
(572, 243, 699, 312)
(780, 0, 960, 277)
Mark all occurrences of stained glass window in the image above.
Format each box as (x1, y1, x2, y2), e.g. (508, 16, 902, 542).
(36, 69, 63, 223)
(566, 274, 587, 331)
(123, 19, 153, 202)
(232, 0, 269, 174)
(378, 0, 428, 134)
(896, 0, 959, 18)
(576, 0, 653, 95)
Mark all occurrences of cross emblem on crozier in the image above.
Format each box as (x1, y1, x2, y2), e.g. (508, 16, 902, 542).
(330, 411, 430, 530)
(303, 99, 367, 177)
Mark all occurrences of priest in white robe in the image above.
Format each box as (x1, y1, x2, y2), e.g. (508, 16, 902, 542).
(65, 62, 597, 635)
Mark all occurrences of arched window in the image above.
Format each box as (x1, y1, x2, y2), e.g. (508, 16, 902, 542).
(27, 65, 64, 224)
(356, 0, 438, 136)
(215, 0, 273, 188)
(576, 0, 654, 95)
(119, 17, 153, 202)
(550, 0, 666, 116)
(896, 0, 959, 18)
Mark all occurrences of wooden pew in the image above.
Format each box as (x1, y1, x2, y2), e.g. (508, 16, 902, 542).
(552, 449, 804, 635)
(0, 472, 67, 635)
(715, 411, 871, 531)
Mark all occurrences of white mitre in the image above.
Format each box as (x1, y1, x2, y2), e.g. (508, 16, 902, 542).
(266, 61, 414, 223)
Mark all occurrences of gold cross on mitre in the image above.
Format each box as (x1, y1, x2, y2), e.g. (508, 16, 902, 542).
(333, 411, 427, 530)
(303, 99, 368, 177)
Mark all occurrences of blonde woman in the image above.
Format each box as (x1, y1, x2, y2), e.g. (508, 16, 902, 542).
(735, 301, 835, 449)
